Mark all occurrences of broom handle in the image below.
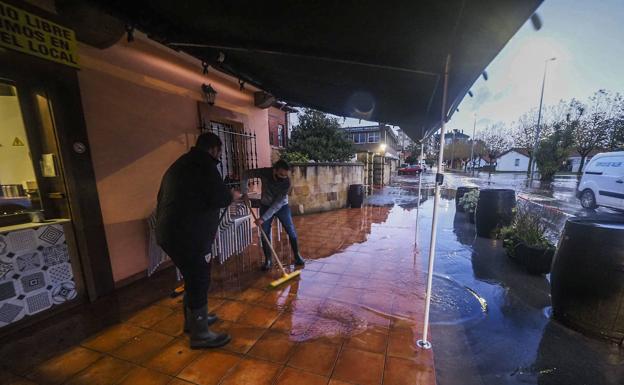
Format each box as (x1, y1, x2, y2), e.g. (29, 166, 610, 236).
(246, 201, 288, 275)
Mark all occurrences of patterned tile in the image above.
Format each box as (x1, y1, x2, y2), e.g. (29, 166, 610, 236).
(42, 244, 69, 266)
(0, 280, 17, 301)
(7, 230, 37, 252)
(15, 252, 42, 272)
(51, 281, 78, 304)
(25, 291, 52, 315)
(47, 263, 73, 285)
(20, 272, 46, 293)
(0, 302, 24, 324)
(0, 234, 7, 255)
(38, 226, 63, 246)
(0, 261, 14, 281)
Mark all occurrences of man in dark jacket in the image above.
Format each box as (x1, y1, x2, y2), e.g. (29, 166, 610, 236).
(156, 132, 237, 349)
(241, 160, 305, 271)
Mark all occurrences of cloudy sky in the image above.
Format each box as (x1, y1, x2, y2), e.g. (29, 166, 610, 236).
(329, 0, 624, 138)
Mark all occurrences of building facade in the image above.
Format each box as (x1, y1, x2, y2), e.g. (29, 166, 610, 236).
(496, 148, 536, 172)
(0, 1, 273, 332)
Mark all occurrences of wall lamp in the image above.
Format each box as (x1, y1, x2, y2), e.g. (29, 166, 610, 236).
(201, 84, 217, 106)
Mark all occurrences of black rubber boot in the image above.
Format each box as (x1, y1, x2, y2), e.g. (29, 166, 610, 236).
(290, 238, 306, 266)
(183, 295, 218, 333)
(189, 305, 231, 349)
(261, 255, 273, 271)
(261, 239, 273, 271)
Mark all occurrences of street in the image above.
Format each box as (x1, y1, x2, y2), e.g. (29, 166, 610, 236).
(396, 169, 622, 216)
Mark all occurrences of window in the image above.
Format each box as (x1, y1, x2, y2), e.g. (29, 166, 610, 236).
(368, 131, 380, 143)
(514, 158, 520, 167)
(353, 132, 367, 143)
(277, 124, 285, 147)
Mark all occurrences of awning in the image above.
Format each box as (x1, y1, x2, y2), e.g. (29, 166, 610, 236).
(88, 0, 542, 140)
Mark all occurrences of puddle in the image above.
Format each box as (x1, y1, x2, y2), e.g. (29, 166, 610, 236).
(430, 274, 487, 325)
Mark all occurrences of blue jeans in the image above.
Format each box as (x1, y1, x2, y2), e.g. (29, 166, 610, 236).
(259, 204, 298, 258)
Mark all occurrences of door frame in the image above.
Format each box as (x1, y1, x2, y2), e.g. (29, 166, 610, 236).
(1, 48, 114, 301)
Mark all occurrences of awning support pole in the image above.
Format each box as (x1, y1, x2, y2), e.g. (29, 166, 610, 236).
(417, 54, 451, 350)
(415, 141, 425, 241)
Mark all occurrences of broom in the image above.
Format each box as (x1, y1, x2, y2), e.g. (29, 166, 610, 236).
(246, 201, 301, 288)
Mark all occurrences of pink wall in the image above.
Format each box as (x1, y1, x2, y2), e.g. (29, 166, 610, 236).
(77, 35, 271, 283)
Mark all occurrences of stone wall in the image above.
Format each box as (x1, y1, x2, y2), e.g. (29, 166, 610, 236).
(289, 163, 364, 214)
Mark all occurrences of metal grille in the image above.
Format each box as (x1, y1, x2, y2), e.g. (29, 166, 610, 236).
(201, 121, 258, 189)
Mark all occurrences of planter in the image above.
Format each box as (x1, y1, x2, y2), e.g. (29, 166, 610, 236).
(455, 187, 478, 213)
(475, 189, 516, 238)
(347, 184, 364, 208)
(468, 211, 476, 224)
(551, 217, 624, 342)
(516, 243, 555, 275)
(503, 234, 521, 261)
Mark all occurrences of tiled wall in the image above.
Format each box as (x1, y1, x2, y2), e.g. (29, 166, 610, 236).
(0, 224, 76, 328)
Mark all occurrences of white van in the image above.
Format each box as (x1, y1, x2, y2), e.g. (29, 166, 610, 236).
(577, 151, 624, 210)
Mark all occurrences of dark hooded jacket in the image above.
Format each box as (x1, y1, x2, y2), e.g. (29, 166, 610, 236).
(156, 147, 232, 257)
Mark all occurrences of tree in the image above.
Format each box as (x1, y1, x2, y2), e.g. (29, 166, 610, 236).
(535, 119, 574, 182)
(479, 123, 511, 167)
(607, 94, 624, 151)
(512, 109, 538, 176)
(287, 109, 355, 162)
(571, 90, 617, 174)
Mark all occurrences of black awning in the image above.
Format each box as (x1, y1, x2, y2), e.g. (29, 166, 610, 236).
(88, 0, 542, 140)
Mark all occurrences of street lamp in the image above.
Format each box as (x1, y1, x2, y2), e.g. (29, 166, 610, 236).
(529, 57, 556, 182)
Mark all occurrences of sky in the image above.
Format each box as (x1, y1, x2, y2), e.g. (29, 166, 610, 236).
(291, 0, 624, 140)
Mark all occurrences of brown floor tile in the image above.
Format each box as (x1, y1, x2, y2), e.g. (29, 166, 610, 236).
(248, 331, 297, 363)
(167, 379, 194, 385)
(111, 330, 174, 364)
(117, 367, 171, 385)
(257, 289, 296, 310)
(208, 298, 226, 313)
(151, 311, 185, 337)
(222, 323, 266, 354)
(5, 378, 38, 385)
(177, 350, 240, 385)
(328, 380, 356, 385)
(81, 323, 144, 353)
(155, 296, 183, 310)
(236, 288, 267, 302)
(287, 341, 340, 376)
(345, 328, 388, 354)
(144, 339, 202, 376)
(215, 300, 250, 322)
(126, 305, 175, 328)
(275, 367, 329, 385)
(297, 283, 335, 299)
(237, 305, 281, 328)
(387, 329, 418, 360)
(65, 356, 133, 385)
(333, 348, 384, 385)
(383, 356, 435, 385)
(220, 358, 281, 385)
(27, 346, 101, 385)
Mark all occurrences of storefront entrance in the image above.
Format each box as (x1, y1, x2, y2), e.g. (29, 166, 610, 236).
(1, 46, 113, 334)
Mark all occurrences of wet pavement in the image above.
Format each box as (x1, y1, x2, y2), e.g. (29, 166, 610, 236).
(370, 182, 624, 385)
(0, 206, 434, 385)
(2, 179, 623, 385)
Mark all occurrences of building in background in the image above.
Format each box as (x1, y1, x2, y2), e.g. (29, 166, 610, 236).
(268, 103, 296, 162)
(496, 148, 535, 172)
(342, 125, 399, 189)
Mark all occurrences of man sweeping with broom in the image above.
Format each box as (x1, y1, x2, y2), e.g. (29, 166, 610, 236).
(241, 160, 306, 271)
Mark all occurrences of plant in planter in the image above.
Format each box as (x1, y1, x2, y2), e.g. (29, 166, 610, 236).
(500, 201, 556, 274)
(459, 189, 479, 223)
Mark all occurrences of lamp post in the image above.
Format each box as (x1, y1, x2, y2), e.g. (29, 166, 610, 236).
(379, 143, 387, 188)
(469, 114, 477, 174)
(529, 57, 556, 183)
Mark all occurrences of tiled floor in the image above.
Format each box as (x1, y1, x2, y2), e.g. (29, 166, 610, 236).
(0, 205, 435, 385)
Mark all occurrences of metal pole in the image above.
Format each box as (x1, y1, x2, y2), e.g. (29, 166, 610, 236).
(418, 54, 451, 350)
(469, 114, 476, 174)
(450, 130, 456, 169)
(415, 141, 425, 240)
(529, 58, 556, 183)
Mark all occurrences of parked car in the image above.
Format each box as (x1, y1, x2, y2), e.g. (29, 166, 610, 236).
(577, 151, 624, 210)
(398, 164, 422, 175)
